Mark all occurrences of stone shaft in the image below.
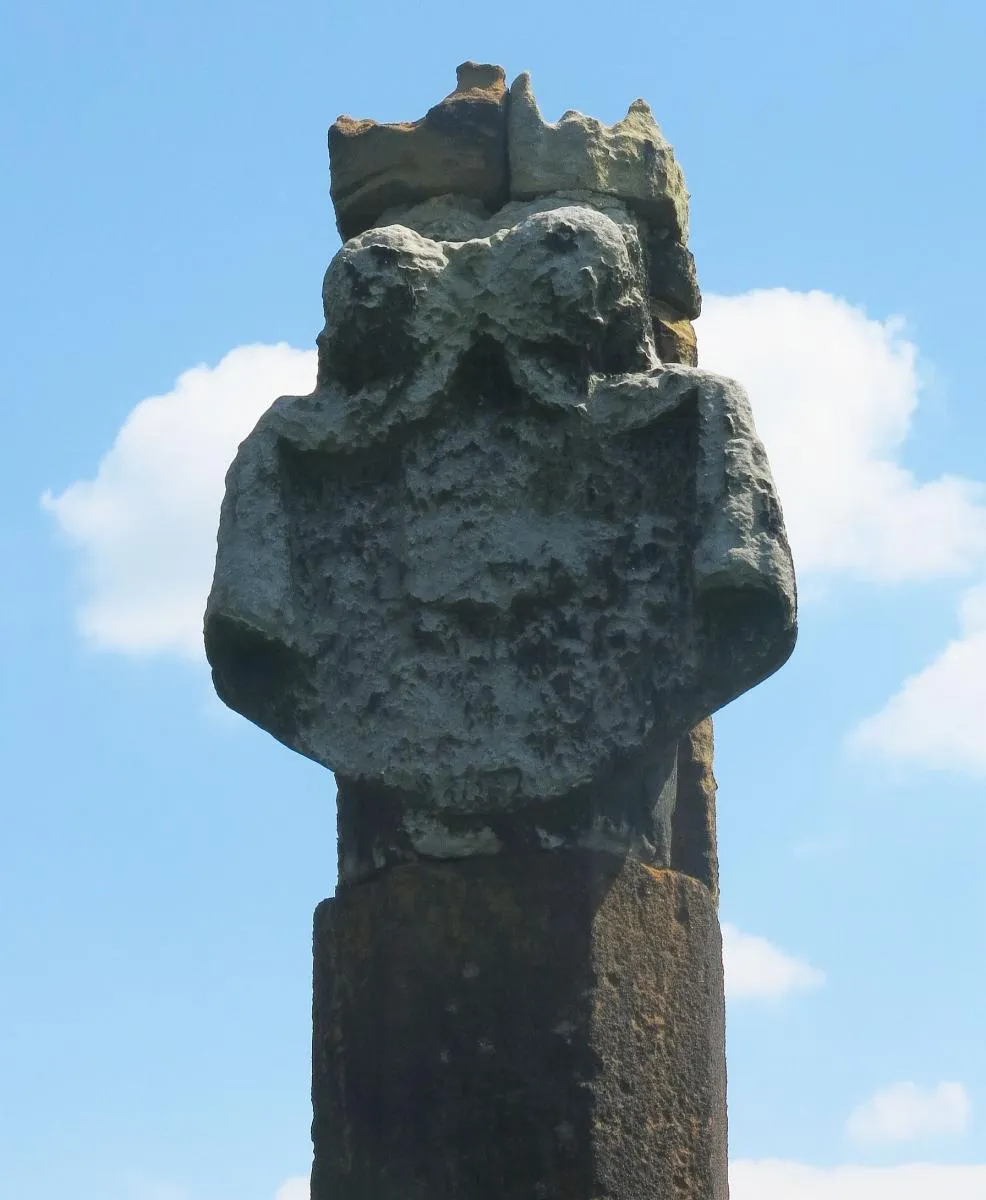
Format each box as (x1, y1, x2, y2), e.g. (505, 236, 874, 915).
(313, 853, 727, 1200)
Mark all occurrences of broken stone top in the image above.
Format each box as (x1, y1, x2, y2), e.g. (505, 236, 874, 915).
(328, 63, 689, 243)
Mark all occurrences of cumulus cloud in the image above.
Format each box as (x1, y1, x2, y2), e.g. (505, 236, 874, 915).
(698, 290, 986, 583)
(730, 1158, 986, 1199)
(845, 1082, 971, 1145)
(43, 344, 316, 660)
(721, 923, 825, 1000)
(849, 583, 986, 775)
(274, 1176, 309, 1200)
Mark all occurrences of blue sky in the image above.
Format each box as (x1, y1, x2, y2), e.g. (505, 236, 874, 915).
(4, 2, 986, 1198)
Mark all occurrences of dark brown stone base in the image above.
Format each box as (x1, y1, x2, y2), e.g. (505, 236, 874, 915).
(312, 852, 727, 1200)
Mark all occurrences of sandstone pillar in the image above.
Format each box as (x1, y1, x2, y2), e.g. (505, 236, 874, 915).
(205, 63, 797, 1200)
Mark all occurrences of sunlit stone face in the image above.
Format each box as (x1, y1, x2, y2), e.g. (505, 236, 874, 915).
(205, 200, 796, 812)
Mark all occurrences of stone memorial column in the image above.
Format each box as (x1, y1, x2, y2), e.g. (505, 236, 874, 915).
(205, 63, 797, 1200)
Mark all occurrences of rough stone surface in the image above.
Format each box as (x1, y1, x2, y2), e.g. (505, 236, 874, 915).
(312, 854, 727, 1200)
(205, 199, 796, 815)
(329, 62, 508, 242)
(507, 72, 690, 241)
(376, 188, 645, 245)
(672, 717, 719, 900)
(652, 300, 699, 367)
(645, 230, 701, 318)
(375, 192, 702, 363)
(333, 746, 680, 884)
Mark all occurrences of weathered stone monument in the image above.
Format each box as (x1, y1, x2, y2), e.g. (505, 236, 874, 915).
(205, 63, 797, 1200)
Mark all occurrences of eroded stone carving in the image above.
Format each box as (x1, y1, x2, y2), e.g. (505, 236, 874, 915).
(507, 72, 690, 240)
(206, 188, 795, 859)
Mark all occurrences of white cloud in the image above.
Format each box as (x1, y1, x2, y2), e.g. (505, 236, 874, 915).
(698, 290, 986, 583)
(721, 923, 825, 1000)
(274, 1176, 309, 1200)
(846, 1082, 971, 1145)
(850, 583, 986, 775)
(43, 344, 316, 660)
(730, 1159, 986, 1199)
